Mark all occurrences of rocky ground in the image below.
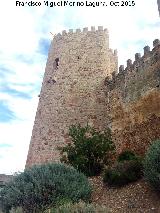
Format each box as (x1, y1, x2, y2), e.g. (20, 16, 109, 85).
(89, 176, 160, 213)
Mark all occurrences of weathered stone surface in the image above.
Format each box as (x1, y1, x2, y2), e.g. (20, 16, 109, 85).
(26, 27, 118, 167)
(105, 42, 160, 155)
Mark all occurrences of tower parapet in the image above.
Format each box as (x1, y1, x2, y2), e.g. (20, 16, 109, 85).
(53, 26, 109, 39)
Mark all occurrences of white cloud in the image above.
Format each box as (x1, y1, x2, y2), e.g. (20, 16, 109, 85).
(0, 94, 38, 174)
(0, 120, 34, 174)
(73, 0, 160, 65)
(0, 0, 160, 174)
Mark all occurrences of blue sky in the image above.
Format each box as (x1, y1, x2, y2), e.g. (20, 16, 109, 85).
(0, 0, 159, 174)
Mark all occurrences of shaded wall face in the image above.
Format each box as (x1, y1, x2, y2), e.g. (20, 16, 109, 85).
(105, 44, 160, 155)
(26, 28, 118, 168)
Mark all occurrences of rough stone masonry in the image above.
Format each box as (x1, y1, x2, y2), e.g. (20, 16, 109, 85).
(105, 39, 160, 155)
(26, 26, 160, 168)
(26, 27, 118, 167)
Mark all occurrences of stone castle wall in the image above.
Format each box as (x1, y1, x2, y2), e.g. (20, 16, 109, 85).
(105, 39, 160, 154)
(26, 26, 160, 168)
(26, 26, 118, 167)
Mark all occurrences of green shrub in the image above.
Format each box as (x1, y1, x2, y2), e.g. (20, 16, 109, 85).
(0, 163, 92, 213)
(58, 123, 115, 176)
(144, 139, 160, 191)
(103, 159, 143, 187)
(117, 150, 139, 162)
(48, 201, 110, 213)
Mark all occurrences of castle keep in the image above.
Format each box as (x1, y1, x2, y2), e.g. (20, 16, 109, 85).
(26, 27, 118, 167)
(26, 26, 160, 168)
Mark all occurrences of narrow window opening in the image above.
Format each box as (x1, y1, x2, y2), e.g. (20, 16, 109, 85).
(55, 58, 59, 69)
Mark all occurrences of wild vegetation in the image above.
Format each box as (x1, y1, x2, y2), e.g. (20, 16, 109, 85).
(0, 163, 91, 213)
(1, 123, 160, 212)
(103, 150, 143, 186)
(46, 201, 110, 213)
(58, 124, 115, 176)
(144, 139, 160, 191)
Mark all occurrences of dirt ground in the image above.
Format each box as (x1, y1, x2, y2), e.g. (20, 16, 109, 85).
(89, 176, 160, 213)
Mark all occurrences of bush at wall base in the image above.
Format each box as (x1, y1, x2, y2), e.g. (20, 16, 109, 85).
(58, 123, 115, 177)
(0, 163, 92, 213)
(143, 139, 160, 191)
(103, 159, 143, 187)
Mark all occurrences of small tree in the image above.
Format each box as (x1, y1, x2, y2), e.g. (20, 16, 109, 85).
(58, 123, 115, 176)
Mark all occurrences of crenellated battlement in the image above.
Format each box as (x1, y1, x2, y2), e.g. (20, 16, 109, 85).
(105, 39, 160, 91)
(53, 26, 109, 40)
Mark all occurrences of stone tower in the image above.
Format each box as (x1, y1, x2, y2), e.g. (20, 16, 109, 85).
(26, 26, 118, 168)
